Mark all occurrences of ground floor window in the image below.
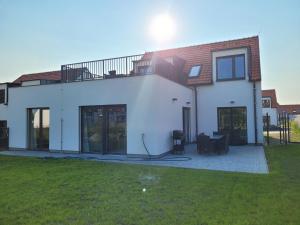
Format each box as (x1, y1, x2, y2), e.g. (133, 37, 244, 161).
(182, 107, 191, 143)
(28, 108, 50, 150)
(81, 105, 126, 154)
(218, 107, 247, 145)
(0, 120, 8, 149)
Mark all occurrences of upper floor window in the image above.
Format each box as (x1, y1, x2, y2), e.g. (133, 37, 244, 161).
(188, 65, 202, 78)
(262, 99, 271, 108)
(216, 54, 245, 81)
(0, 89, 5, 104)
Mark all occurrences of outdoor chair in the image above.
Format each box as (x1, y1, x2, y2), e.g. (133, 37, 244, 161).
(214, 134, 230, 154)
(197, 134, 216, 154)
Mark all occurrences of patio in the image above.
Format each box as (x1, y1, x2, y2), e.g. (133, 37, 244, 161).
(0, 144, 268, 174)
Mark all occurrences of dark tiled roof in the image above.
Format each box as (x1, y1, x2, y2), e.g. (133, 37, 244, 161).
(278, 105, 300, 114)
(13, 71, 61, 84)
(143, 36, 261, 85)
(262, 89, 279, 108)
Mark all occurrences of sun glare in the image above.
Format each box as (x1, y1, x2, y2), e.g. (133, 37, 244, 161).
(149, 13, 176, 42)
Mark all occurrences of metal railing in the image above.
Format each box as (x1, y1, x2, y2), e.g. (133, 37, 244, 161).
(61, 54, 154, 82)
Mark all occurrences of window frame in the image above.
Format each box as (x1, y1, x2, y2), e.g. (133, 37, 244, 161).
(216, 54, 246, 81)
(262, 98, 272, 108)
(0, 89, 5, 104)
(188, 64, 202, 78)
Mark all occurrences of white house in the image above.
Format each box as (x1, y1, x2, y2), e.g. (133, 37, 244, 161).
(262, 89, 300, 128)
(0, 36, 264, 155)
(262, 89, 280, 126)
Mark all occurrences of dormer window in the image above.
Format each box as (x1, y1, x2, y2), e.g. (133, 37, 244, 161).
(262, 98, 271, 108)
(188, 65, 202, 78)
(216, 54, 245, 81)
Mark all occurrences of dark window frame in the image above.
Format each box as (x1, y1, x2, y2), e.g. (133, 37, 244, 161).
(217, 106, 248, 145)
(216, 54, 246, 81)
(27, 107, 50, 150)
(262, 98, 271, 108)
(80, 104, 127, 155)
(0, 89, 5, 104)
(188, 64, 202, 78)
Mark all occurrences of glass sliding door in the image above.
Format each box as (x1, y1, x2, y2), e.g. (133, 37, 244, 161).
(182, 107, 191, 143)
(106, 106, 126, 154)
(218, 107, 247, 145)
(28, 108, 49, 150)
(81, 105, 126, 154)
(81, 106, 104, 153)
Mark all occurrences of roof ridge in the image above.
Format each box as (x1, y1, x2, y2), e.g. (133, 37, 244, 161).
(21, 70, 60, 76)
(146, 35, 259, 54)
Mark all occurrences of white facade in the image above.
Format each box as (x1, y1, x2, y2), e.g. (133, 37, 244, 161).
(0, 75, 194, 155)
(0, 46, 264, 155)
(197, 48, 264, 144)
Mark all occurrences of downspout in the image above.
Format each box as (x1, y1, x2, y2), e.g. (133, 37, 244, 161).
(60, 65, 64, 152)
(253, 82, 258, 144)
(194, 86, 198, 138)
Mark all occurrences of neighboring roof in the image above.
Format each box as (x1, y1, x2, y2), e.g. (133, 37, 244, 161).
(13, 71, 61, 84)
(262, 89, 279, 108)
(143, 36, 261, 85)
(278, 105, 300, 114)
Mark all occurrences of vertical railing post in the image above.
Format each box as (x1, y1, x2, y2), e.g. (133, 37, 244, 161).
(266, 113, 270, 145)
(126, 57, 128, 75)
(285, 113, 288, 145)
(102, 60, 105, 78)
(287, 113, 290, 143)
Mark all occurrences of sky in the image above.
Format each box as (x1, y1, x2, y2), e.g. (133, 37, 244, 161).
(0, 0, 299, 104)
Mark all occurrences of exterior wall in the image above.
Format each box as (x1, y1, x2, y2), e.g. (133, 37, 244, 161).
(196, 48, 263, 144)
(197, 81, 263, 144)
(262, 108, 278, 126)
(3, 75, 193, 155)
(21, 80, 41, 86)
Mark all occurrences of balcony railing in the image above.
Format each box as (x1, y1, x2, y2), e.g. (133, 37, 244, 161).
(61, 54, 186, 84)
(61, 54, 153, 82)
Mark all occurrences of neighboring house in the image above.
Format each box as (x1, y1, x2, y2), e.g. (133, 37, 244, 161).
(262, 89, 300, 127)
(262, 89, 280, 126)
(0, 36, 263, 156)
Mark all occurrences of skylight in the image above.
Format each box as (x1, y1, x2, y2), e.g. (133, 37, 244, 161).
(188, 65, 201, 78)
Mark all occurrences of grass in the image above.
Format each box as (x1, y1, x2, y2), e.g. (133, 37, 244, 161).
(290, 121, 300, 142)
(0, 145, 299, 225)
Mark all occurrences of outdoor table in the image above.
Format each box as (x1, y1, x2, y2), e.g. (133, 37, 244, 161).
(210, 135, 224, 140)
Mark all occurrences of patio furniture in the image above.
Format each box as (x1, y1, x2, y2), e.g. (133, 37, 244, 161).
(172, 130, 185, 154)
(213, 131, 223, 136)
(214, 134, 230, 154)
(197, 134, 216, 154)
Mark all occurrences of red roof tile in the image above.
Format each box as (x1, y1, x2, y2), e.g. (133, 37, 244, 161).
(278, 105, 300, 114)
(13, 71, 61, 84)
(143, 36, 261, 85)
(262, 89, 279, 108)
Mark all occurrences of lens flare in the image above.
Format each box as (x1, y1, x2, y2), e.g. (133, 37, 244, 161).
(149, 13, 176, 42)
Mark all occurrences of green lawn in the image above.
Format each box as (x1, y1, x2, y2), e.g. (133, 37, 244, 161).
(0, 145, 299, 225)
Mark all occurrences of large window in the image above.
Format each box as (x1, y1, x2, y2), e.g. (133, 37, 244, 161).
(81, 105, 127, 154)
(216, 54, 245, 80)
(28, 108, 49, 150)
(0, 89, 5, 104)
(218, 107, 247, 145)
